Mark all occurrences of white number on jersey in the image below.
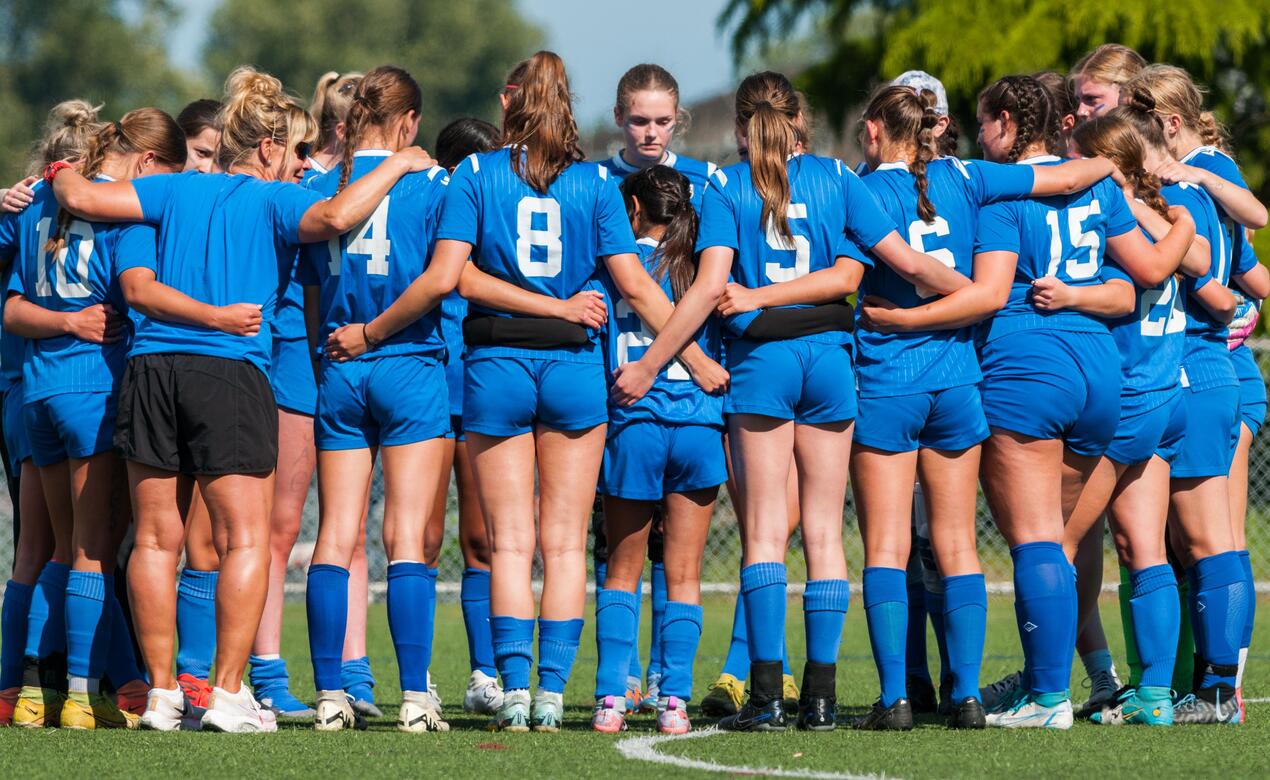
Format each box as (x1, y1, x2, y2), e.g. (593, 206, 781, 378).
(764, 203, 810, 283)
(34, 217, 93, 299)
(1139, 275, 1187, 337)
(516, 197, 563, 278)
(615, 298, 690, 381)
(333, 196, 391, 277)
(908, 217, 957, 299)
(1044, 201, 1101, 281)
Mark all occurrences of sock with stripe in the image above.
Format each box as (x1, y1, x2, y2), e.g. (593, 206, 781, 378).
(1190, 551, 1248, 690)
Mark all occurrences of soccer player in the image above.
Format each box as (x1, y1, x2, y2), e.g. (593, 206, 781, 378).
(616, 70, 970, 732)
(47, 66, 431, 732)
(431, 116, 505, 716)
(1070, 44, 1146, 119)
(590, 165, 726, 734)
(176, 99, 222, 174)
(862, 74, 1194, 729)
(852, 84, 1116, 730)
(299, 66, 456, 734)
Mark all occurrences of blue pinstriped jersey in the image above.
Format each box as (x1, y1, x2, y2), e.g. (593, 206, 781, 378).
(598, 150, 717, 214)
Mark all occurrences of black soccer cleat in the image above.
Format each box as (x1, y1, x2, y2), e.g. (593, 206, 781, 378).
(853, 697, 914, 731)
(796, 661, 837, 731)
(947, 696, 987, 729)
(718, 661, 788, 732)
(906, 675, 937, 714)
(937, 675, 954, 716)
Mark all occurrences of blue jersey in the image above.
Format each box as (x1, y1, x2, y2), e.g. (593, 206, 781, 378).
(436, 147, 638, 364)
(297, 151, 449, 359)
(1179, 145, 1259, 280)
(598, 237, 723, 428)
(131, 171, 322, 373)
(270, 165, 326, 345)
(1102, 242, 1185, 399)
(855, 157, 1035, 395)
(974, 156, 1137, 343)
(0, 179, 146, 401)
(695, 154, 883, 344)
(598, 150, 717, 213)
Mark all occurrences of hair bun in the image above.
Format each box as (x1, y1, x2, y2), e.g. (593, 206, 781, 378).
(48, 99, 101, 130)
(1127, 87, 1157, 113)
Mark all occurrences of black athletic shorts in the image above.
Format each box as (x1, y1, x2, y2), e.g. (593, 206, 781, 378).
(114, 353, 279, 475)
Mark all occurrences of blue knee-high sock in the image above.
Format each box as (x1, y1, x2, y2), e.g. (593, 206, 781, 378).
(460, 568, 496, 676)
(595, 588, 638, 699)
(105, 587, 143, 687)
(387, 562, 433, 693)
(1, 581, 34, 689)
(628, 574, 644, 683)
(926, 587, 951, 683)
(905, 578, 930, 680)
(648, 562, 667, 682)
(24, 561, 69, 660)
(340, 656, 375, 698)
(491, 616, 534, 691)
(863, 567, 908, 707)
(804, 579, 850, 665)
(1011, 542, 1077, 695)
(1130, 564, 1179, 690)
(741, 562, 786, 664)
(720, 590, 750, 679)
(659, 601, 703, 701)
(305, 564, 349, 692)
(538, 617, 584, 694)
(175, 568, 218, 679)
(1238, 550, 1255, 652)
(1191, 551, 1248, 689)
(65, 571, 112, 683)
(942, 573, 987, 703)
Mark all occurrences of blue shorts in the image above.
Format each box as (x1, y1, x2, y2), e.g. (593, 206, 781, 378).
(599, 421, 727, 501)
(270, 337, 317, 417)
(463, 356, 607, 437)
(854, 384, 989, 452)
(24, 391, 117, 466)
(315, 355, 450, 450)
(1234, 349, 1266, 437)
(979, 330, 1121, 456)
(2, 381, 29, 474)
(1106, 390, 1182, 466)
(1153, 391, 1187, 465)
(724, 339, 856, 424)
(1171, 384, 1240, 479)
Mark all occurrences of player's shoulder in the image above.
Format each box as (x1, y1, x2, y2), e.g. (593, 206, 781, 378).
(665, 151, 716, 183)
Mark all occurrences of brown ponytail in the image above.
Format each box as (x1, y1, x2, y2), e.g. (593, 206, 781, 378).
(979, 75, 1062, 162)
(863, 85, 941, 223)
(310, 71, 363, 152)
(736, 71, 803, 240)
(337, 66, 422, 192)
(501, 51, 585, 192)
(620, 165, 698, 301)
(1124, 64, 1229, 152)
(1073, 113, 1169, 218)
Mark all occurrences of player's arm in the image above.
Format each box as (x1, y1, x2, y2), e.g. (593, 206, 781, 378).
(52, 169, 143, 221)
(118, 268, 261, 336)
(2, 294, 125, 343)
(1030, 277, 1135, 317)
(298, 147, 434, 242)
(1130, 201, 1210, 277)
(1155, 160, 1268, 230)
(1104, 207, 1196, 288)
(1233, 262, 1270, 301)
(455, 255, 606, 325)
(1192, 278, 1238, 324)
(1029, 157, 1117, 196)
(867, 231, 971, 295)
(715, 256, 865, 316)
(859, 250, 1015, 332)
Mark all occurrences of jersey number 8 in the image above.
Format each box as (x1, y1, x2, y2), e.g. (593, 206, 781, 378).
(517, 196, 563, 278)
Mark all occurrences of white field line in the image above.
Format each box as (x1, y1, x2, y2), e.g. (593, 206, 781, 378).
(615, 727, 896, 780)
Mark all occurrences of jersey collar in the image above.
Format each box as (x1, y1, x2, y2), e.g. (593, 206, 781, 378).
(308, 158, 330, 175)
(1017, 154, 1061, 165)
(1178, 145, 1217, 164)
(94, 173, 116, 183)
(636, 236, 661, 248)
(875, 161, 909, 171)
(353, 149, 393, 158)
(611, 148, 675, 173)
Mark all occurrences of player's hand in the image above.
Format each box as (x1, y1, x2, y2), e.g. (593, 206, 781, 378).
(393, 146, 436, 173)
(211, 303, 263, 337)
(556, 289, 607, 329)
(716, 282, 762, 316)
(1030, 276, 1072, 311)
(683, 354, 729, 395)
(1, 177, 37, 213)
(325, 323, 370, 362)
(610, 359, 657, 406)
(858, 295, 908, 332)
(1166, 205, 1194, 228)
(66, 303, 127, 344)
(1153, 160, 1205, 187)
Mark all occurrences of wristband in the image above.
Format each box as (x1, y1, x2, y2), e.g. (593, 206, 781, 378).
(43, 161, 73, 186)
(363, 323, 381, 349)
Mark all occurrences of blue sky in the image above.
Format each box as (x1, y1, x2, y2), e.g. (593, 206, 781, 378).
(168, 0, 740, 125)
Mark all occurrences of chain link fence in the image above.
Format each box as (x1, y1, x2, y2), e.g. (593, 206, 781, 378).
(3, 341, 1269, 594)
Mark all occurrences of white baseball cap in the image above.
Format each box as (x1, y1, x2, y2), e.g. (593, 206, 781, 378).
(893, 70, 949, 117)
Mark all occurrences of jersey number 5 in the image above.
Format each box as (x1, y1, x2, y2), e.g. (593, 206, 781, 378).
(764, 203, 810, 283)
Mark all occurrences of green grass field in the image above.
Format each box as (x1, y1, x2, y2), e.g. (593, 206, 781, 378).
(2, 595, 1268, 779)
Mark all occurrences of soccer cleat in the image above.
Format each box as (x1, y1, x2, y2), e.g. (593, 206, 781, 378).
(1173, 686, 1241, 725)
(700, 673, 745, 717)
(796, 661, 837, 732)
(719, 661, 787, 732)
(1075, 667, 1122, 719)
(782, 673, 800, 714)
(13, 685, 63, 728)
(256, 686, 316, 720)
(937, 676, 954, 717)
(947, 697, 987, 729)
(531, 690, 564, 732)
(313, 690, 366, 732)
(640, 673, 662, 713)
(426, 671, 442, 708)
(115, 679, 149, 718)
(463, 670, 504, 715)
(139, 686, 187, 732)
(201, 686, 279, 733)
(980, 670, 1023, 712)
(0, 686, 18, 726)
(907, 675, 938, 714)
(590, 695, 627, 733)
(490, 689, 530, 733)
(1092, 687, 1173, 726)
(178, 673, 213, 710)
(853, 698, 914, 731)
(656, 696, 691, 734)
(60, 690, 139, 730)
(984, 693, 1073, 729)
(624, 675, 644, 713)
(398, 690, 450, 733)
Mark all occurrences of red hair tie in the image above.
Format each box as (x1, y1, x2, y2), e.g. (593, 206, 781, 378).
(43, 160, 73, 186)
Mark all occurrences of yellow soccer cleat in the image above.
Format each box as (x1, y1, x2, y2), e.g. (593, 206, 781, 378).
(61, 691, 140, 730)
(783, 674, 800, 712)
(700, 673, 745, 717)
(13, 686, 63, 728)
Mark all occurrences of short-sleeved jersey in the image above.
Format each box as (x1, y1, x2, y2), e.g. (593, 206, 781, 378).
(695, 154, 883, 344)
(1101, 232, 1185, 399)
(131, 171, 323, 373)
(0, 179, 141, 401)
(0, 202, 31, 384)
(598, 150, 717, 213)
(1179, 145, 1261, 298)
(269, 165, 327, 344)
(855, 157, 1035, 396)
(436, 147, 638, 363)
(974, 156, 1137, 343)
(597, 237, 723, 429)
(297, 151, 449, 359)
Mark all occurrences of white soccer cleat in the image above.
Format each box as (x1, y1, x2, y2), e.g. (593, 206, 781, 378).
(139, 686, 187, 732)
(427, 671, 442, 709)
(985, 694, 1073, 730)
(200, 686, 278, 733)
(463, 670, 505, 715)
(314, 690, 365, 732)
(398, 690, 450, 733)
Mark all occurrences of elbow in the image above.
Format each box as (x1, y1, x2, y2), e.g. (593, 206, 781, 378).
(1248, 206, 1268, 231)
(1134, 268, 1172, 289)
(1217, 301, 1238, 324)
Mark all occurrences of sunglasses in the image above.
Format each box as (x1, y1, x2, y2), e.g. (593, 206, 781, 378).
(294, 142, 311, 161)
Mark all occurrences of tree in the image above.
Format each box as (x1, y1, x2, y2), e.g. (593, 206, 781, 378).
(204, 0, 544, 141)
(0, 0, 196, 180)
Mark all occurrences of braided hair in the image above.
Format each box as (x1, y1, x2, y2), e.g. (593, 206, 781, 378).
(337, 66, 422, 192)
(979, 75, 1062, 162)
(863, 85, 942, 223)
